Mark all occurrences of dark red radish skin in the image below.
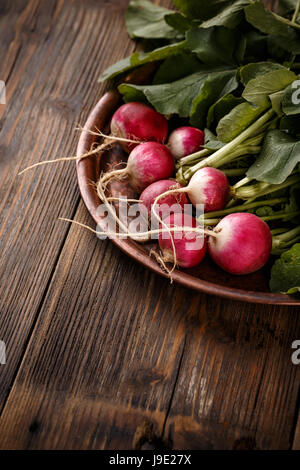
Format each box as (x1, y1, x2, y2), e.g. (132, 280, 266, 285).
(140, 179, 189, 218)
(187, 167, 230, 213)
(110, 102, 169, 153)
(168, 126, 204, 160)
(208, 213, 272, 275)
(159, 213, 207, 268)
(127, 142, 175, 193)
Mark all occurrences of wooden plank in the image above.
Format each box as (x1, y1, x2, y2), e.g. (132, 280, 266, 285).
(0, 0, 299, 451)
(0, 203, 185, 449)
(163, 300, 300, 450)
(0, 0, 134, 410)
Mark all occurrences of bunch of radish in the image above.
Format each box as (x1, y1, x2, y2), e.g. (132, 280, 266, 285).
(97, 102, 273, 276)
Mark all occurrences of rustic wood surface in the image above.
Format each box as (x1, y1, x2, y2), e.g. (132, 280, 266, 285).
(0, 0, 299, 450)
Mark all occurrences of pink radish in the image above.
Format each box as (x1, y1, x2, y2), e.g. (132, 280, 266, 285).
(140, 179, 189, 218)
(168, 126, 204, 160)
(97, 142, 175, 194)
(111, 102, 169, 153)
(208, 213, 272, 275)
(152, 167, 230, 215)
(187, 167, 230, 213)
(159, 213, 207, 268)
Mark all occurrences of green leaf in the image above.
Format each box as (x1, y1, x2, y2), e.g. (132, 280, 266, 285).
(125, 0, 177, 39)
(269, 90, 284, 115)
(200, 0, 250, 29)
(118, 67, 237, 124)
(204, 129, 225, 150)
(270, 243, 300, 294)
(268, 32, 300, 56)
(173, 0, 240, 21)
(242, 68, 297, 106)
(116, 84, 148, 104)
(207, 93, 244, 127)
(245, 1, 298, 37)
(98, 41, 187, 82)
(216, 101, 268, 142)
(247, 129, 300, 184)
(239, 62, 286, 86)
(244, 31, 268, 62)
(164, 12, 196, 33)
(186, 27, 241, 65)
(282, 80, 300, 115)
(190, 70, 238, 127)
(152, 53, 201, 84)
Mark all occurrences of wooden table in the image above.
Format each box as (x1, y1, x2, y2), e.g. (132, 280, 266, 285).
(0, 0, 299, 450)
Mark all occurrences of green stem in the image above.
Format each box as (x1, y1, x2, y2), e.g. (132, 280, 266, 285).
(222, 168, 247, 177)
(203, 197, 287, 219)
(177, 148, 212, 166)
(232, 176, 251, 190)
(234, 174, 300, 200)
(216, 145, 261, 168)
(182, 108, 274, 181)
(273, 225, 300, 242)
(203, 218, 221, 226)
(273, 8, 300, 30)
(260, 210, 300, 222)
(271, 228, 288, 236)
(292, 0, 300, 23)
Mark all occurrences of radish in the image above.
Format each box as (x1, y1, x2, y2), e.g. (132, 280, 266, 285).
(208, 213, 272, 275)
(111, 102, 169, 153)
(152, 167, 230, 216)
(186, 167, 230, 212)
(168, 126, 205, 160)
(158, 213, 207, 269)
(140, 179, 189, 218)
(97, 142, 175, 195)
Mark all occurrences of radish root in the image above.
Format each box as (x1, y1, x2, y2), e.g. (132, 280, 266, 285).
(18, 129, 141, 175)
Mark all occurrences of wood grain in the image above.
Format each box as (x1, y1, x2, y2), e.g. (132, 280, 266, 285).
(0, 0, 299, 450)
(0, 0, 134, 410)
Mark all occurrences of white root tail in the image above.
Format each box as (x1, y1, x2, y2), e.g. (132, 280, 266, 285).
(18, 129, 141, 175)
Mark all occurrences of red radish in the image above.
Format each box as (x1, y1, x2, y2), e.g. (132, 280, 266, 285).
(208, 213, 272, 275)
(140, 179, 189, 218)
(152, 167, 230, 215)
(126, 142, 174, 192)
(159, 213, 207, 268)
(98, 142, 175, 195)
(110, 102, 169, 153)
(187, 167, 230, 212)
(168, 126, 204, 160)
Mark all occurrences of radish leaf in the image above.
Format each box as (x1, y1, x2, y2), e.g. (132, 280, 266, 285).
(216, 101, 268, 142)
(126, 0, 178, 39)
(247, 129, 300, 184)
(242, 68, 297, 106)
(98, 41, 187, 82)
(200, 0, 250, 29)
(270, 243, 300, 294)
(119, 67, 238, 125)
(245, 1, 299, 37)
(186, 27, 242, 65)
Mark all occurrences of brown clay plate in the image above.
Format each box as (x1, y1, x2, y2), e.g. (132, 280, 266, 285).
(76, 70, 300, 306)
